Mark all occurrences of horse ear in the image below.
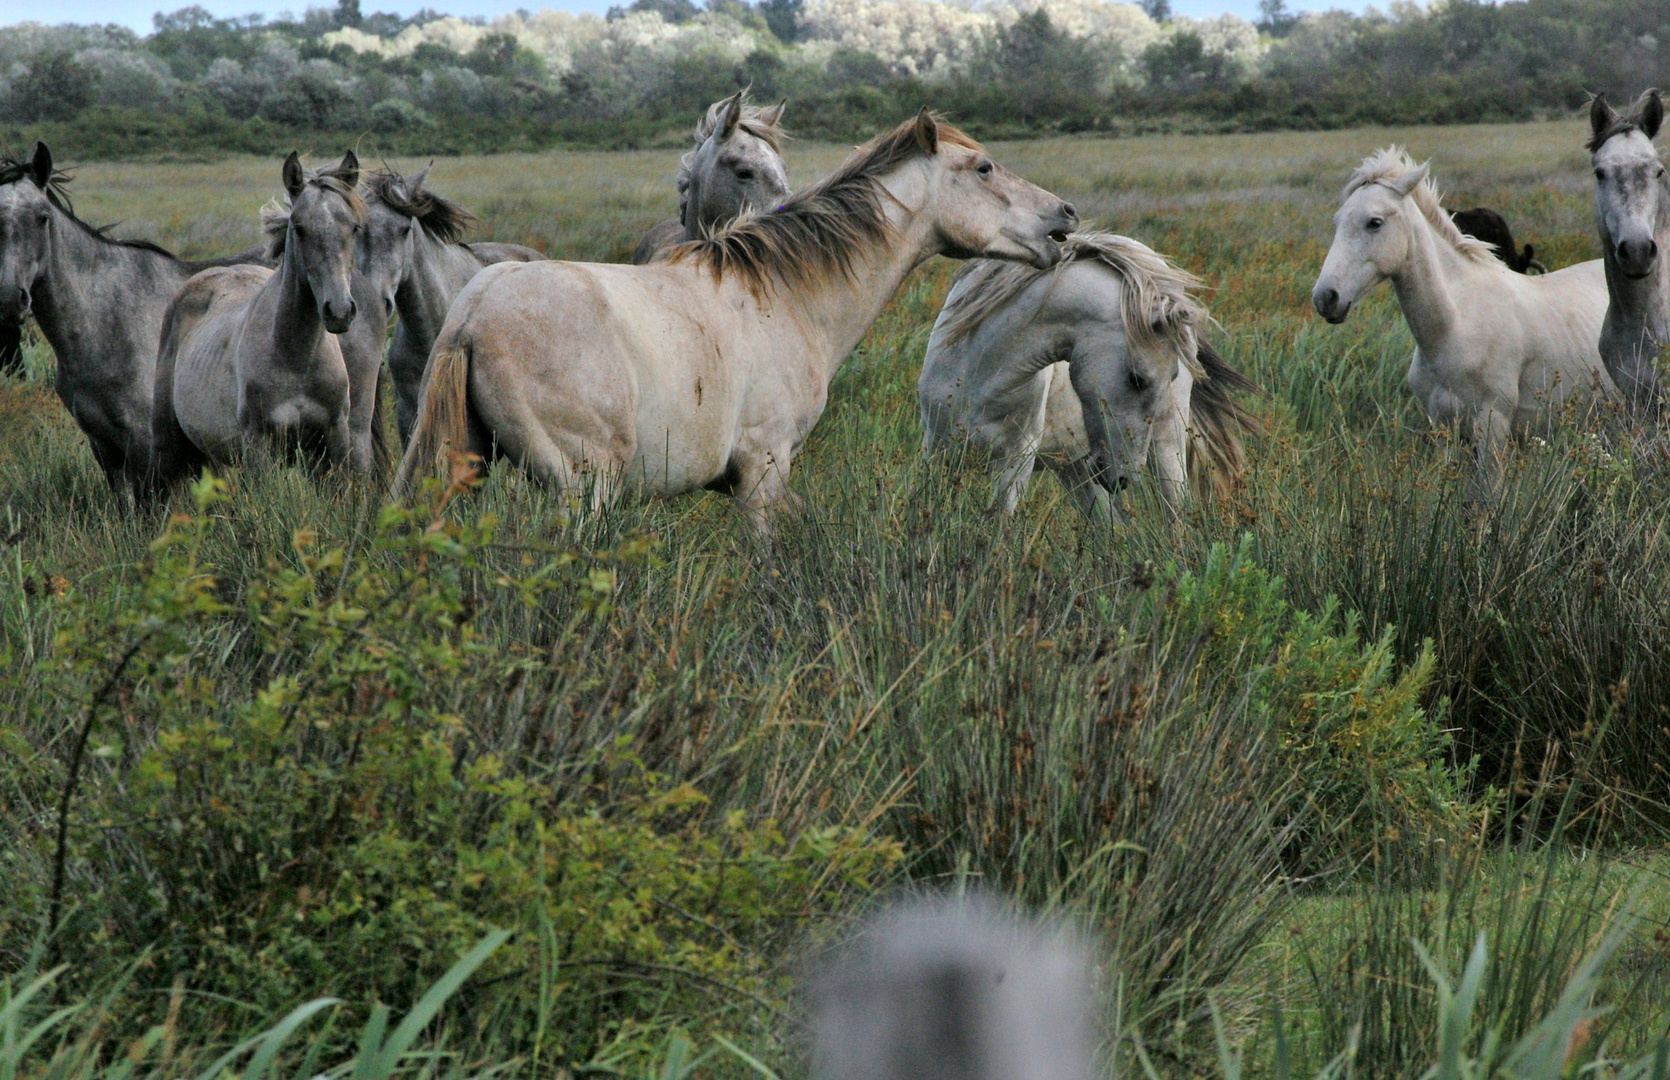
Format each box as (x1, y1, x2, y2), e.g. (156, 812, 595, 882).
(759, 98, 787, 129)
(282, 151, 305, 199)
(1388, 161, 1429, 197)
(409, 162, 432, 194)
(719, 91, 744, 138)
(1641, 89, 1664, 141)
(1591, 93, 1618, 140)
(338, 150, 360, 189)
(29, 141, 52, 189)
(914, 107, 939, 155)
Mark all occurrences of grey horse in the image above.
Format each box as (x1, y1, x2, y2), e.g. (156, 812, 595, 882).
(631, 90, 790, 264)
(358, 164, 543, 445)
(812, 896, 1098, 1080)
(0, 142, 270, 497)
(1589, 90, 1670, 414)
(152, 151, 380, 485)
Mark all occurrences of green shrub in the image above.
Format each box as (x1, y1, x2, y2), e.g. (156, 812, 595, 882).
(12, 477, 898, 1067)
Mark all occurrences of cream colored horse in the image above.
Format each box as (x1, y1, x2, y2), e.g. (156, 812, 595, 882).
(395, 111, 1077, 526)
(921, 232, 1254, 520)
(1312, 148, 1615, 499)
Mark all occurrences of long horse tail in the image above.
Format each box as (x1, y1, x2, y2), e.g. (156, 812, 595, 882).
(393, 331, 473, 500)
(1187, 338, 1262, 500)
(368, 363, 392, 486)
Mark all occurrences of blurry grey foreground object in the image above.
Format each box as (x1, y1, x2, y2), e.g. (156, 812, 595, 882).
(811, 896, 1099, 1080)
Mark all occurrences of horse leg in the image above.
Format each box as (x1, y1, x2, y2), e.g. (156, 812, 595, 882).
(0, 322, 23, 378)
(1467, 404, 1513, 505)
(989, 449, 1037, 515)
(732, 443, 799, 535)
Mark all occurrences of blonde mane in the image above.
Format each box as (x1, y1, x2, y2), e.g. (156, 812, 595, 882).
(261, 159, 366, 259)
(938, 230, 1257, 498)
(669, 115, 981, 296)
(939, 231, 1209, 376)
(1345, 147, 1497, 265)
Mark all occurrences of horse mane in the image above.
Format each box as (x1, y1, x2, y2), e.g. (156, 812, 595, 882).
(362, 168, 479, 244)
(1345, 147, 1497, 266)
(669, 114, 981, 296)
(1188, 337, 1259, 499)
(939, 231, 1209, 376)
(0, 152, 183, 260)
(262, 159, 367, 259)
(674, 91, 789, 216)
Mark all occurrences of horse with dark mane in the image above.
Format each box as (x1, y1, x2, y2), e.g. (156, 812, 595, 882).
(1449, 207, 1546, 274)
(358, 164, 543, 444)
(0, 142, 270, 498)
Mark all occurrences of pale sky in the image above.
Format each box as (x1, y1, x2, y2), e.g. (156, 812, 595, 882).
(0, 0, 1370, 35)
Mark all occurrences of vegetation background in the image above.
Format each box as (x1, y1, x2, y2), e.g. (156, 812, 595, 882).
(1, 0, 1667, 157)
(5, 119, 1670, 1078)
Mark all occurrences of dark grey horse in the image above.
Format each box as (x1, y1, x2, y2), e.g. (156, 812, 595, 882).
(0, 142, 270, 497)
(358, 165, 543, 445)
(631, 90, 790, 264)
(152, 152, 381, 484)
(1589, 90, 1670, 413)
(812, 897, 1098, 1080)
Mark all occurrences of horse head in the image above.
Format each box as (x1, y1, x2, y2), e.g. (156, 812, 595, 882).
(1590, 90, 1666, 280)
(0, 142, 57, 327)
(681, 90, 791, 235)
(1312, 153, 1430, 323)
(908, 110, 1077, 270)
(357, 164, 428, 319)
(279, 150, 364, 335)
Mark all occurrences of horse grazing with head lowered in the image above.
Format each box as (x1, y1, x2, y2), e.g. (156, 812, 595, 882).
(0, 142, 271, 497)
(921, 231, 1257, 521)
(1449, 208, 1545, 274)
(395, 110, 1078, 529)
(1589, 90, 1670, 414)
(358, 164, 543, 445)
(1312, 148, 1614, 501)
(152, 151, 383, 485)
(631, 90, 790, 265)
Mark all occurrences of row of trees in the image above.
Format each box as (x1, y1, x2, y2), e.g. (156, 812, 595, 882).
(0, 0, 1666, 154)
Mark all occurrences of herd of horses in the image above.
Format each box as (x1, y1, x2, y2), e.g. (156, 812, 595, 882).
(1, 87, 1667, 529)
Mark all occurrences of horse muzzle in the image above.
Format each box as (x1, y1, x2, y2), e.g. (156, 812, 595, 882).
(1312, 285, 1352, 324)
(1615, 236, 1660, 279)
(0, 285, 30, 325)
(321, 297, 358, 335)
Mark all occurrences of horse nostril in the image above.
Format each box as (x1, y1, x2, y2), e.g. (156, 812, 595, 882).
(1648, 240, 1661, 261)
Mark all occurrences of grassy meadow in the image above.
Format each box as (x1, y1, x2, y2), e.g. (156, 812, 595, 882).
(5, 118, 1670, 1079)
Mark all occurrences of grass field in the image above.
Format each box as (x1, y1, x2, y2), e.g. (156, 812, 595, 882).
(5, 118, 1670, 1080)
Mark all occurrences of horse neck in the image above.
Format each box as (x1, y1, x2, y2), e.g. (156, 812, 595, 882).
(769, 164, 944, 385)
(1387, 208, 1468, 352)
(396, 226, 480, 345)
(31, 204, 186, 361)
(261, 239, 327, 362)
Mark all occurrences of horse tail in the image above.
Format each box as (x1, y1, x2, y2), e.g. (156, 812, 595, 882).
(369, 363, 392, 486)
(393, 332, 474, 501)
(1187, 338, 1261, 500)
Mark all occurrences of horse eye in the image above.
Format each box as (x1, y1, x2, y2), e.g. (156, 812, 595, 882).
(1366, 216, 1384, 230)
(734, 168, 754, 181)
(1595, 168, 1606, 181)
(977, 160, 994, 177)
(1127, 370, 1149, 393)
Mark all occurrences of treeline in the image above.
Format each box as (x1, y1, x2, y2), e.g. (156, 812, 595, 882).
(0, 0, 1666, 158)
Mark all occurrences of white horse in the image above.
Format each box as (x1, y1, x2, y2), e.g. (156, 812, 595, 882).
(394, 111, 1078, 527)
(920, 232, 1255, 520)
(1588, 90, 1670, 413)
(1312, 148, 1615, 499)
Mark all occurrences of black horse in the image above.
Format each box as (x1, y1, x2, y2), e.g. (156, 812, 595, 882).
(1450, 207, 1547, 274)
